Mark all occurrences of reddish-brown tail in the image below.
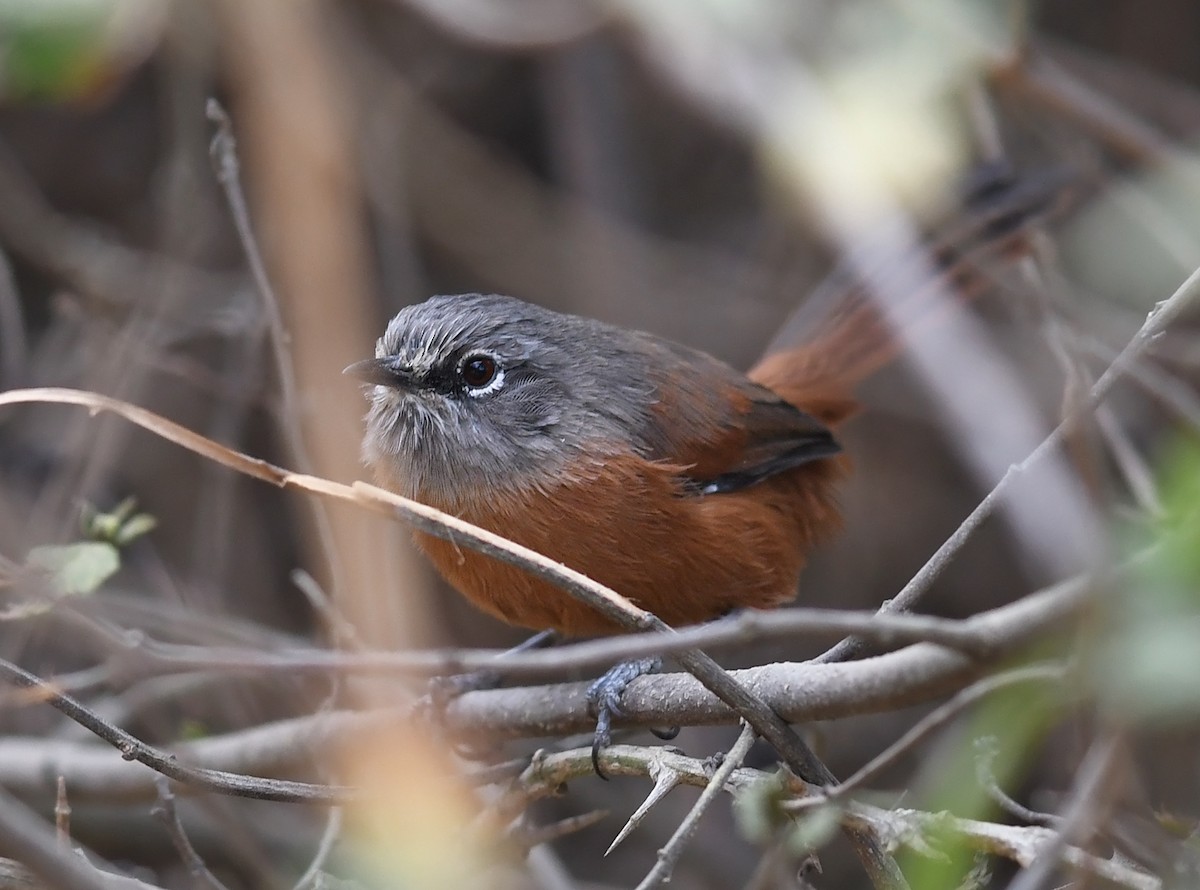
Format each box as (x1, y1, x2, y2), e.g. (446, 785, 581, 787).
(749, 168, 1071, 425)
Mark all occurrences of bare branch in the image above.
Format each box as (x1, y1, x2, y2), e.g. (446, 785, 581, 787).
(291, 807, 343, 890)
(996, 47, 1176, 165)
(974, 737, 1064, 829)
(1005, 731, 1125, 890)
(0, 657, 355, 804)
(99, 600, 1048, 686)
(205, 98, 345, 604)
(0, 578, 1086, 805)
(847, 803, 1159, 890)
(791, 663, 1070, 806)
(509, 744, 1160, 890)
(0, 783, 161, 890)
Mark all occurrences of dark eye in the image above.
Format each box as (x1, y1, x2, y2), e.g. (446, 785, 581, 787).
(460, 354, 498, 389)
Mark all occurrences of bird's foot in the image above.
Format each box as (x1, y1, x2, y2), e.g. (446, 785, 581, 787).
(586, 656, 678, 778)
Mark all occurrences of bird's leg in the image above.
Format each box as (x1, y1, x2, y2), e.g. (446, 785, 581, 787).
(426, 629, 559, 710)
(587, 656, 679, 779)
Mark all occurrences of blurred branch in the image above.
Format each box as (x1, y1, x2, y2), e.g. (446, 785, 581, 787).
(291, 806, 343, 890)
(0, 710, 405, 804)
(204, 98, 345, 602)
(341, 31, 787, 348)
(0, 575, 1082, 805)
(213, 0, 433, 652)
(389, 0, 608, 48)
(995, 47, 1178, 166)
(1006, 730, 1125, 890)
(0, 783, 162, 890)
(790, 663, 1070, 808)
(0, 137, 252, 335)
(0, 245, 26, 390)
(0, 657, 355, 804)
(847, 803, 1159, 890)
(150, 778, 230, 890)
(96, 589, 1086, 684)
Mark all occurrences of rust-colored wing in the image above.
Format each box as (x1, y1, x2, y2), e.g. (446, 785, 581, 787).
(632, 337, 840, 495)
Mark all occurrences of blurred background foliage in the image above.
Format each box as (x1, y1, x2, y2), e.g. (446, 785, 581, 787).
(2, 0, 1200, 888)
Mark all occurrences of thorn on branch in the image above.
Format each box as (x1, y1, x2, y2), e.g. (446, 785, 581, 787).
(54, 776, 70, 851)
(606, 762, 682, 856)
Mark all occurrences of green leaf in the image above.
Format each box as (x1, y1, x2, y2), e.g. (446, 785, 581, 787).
(0, 0, 110, 101)
(79, 497, 157, 547)
(25, 541, 120, 596)
(784, 804, 842, 854)
(732, 771, 791, 843)
(1090, 434, 1200, 724)
(113, 513, 157, 546)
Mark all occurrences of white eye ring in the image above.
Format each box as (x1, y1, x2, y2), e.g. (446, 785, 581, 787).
(459, 354, 505, 396)
(466, 366, 504, 397)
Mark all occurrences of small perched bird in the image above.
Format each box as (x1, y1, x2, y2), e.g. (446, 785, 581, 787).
(347, 170, 1057, 764)
(349, 292, 867, 636)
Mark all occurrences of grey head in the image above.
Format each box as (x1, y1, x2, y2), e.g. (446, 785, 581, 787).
(348, 294, 667, 509)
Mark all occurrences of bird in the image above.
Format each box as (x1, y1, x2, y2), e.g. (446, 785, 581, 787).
(346, 169, 1059, 767)
(350, 292, 861, 636)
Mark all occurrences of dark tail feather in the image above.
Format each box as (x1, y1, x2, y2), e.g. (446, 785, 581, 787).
(750, 166, 1074, 424)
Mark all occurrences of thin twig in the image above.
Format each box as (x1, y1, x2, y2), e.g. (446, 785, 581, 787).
(99, 602, 1046, 685)
(996, 49, 1175, 165)
(790, 663, 1070, 807)
(205, 99, 345, 599)
(0, 657, 355, 804)
(635, 722, 757, 890)
(151, 777, 231, 890)
(1094, 405, 1163, 517)
(965, 80, 1137, 532)
(1074, 332, 1200, 431)
(968, 75, 1166, 528)
(647, 652, 905, 888)
(1005, 730, 1126, 890)
(974, 737, 1064, 829)
(0, 782, 159, 890)
(291, 570, 364, 650)
(292, 806, 343, 890)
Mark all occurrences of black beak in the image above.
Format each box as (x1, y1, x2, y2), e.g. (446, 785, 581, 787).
(343, 357, 413, 388)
